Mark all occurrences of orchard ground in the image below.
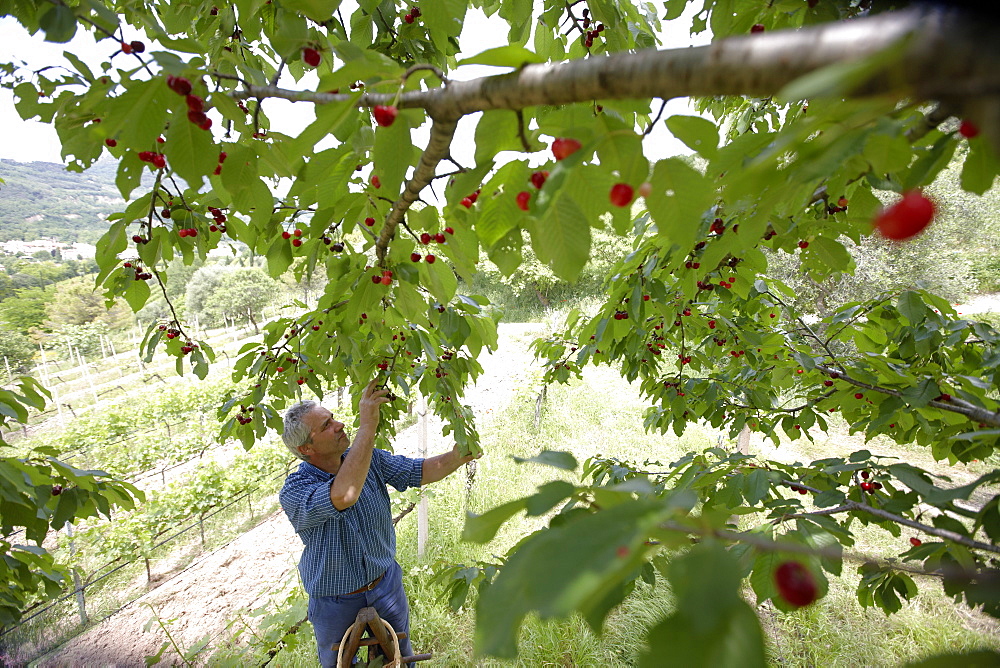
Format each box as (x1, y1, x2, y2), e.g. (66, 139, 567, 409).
(28, 304, 1000, 666)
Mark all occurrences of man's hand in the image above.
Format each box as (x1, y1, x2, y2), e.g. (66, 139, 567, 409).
(358, 379, 392, 433)
(453, 444, 483, 465)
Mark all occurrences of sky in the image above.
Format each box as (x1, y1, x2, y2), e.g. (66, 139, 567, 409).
(0, 6, 707, 169)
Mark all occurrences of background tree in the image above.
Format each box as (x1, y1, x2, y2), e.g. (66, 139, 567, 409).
(0, 0, 998, 659)
(201, 266, 280, 334)
(0, 286, 55, 334)
(44, 274, 132, 329)
(0, 329, 36, 373)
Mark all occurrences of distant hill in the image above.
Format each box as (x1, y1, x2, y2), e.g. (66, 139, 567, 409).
(0, 159, 126, 244)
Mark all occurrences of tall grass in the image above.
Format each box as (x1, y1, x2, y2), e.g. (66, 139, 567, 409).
(237, 364, 999, 666)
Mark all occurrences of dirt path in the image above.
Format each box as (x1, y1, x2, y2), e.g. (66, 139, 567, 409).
(36, 323, 544, 667)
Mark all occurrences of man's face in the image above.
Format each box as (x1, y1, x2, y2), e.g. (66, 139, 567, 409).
(301, 406, 350, 458)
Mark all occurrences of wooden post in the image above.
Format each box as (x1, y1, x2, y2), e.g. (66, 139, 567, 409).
(76, 348, 99, 404)
(417, 393, 429, 559)
(66, 524, 88, 625)
(737, 424, 751, 456)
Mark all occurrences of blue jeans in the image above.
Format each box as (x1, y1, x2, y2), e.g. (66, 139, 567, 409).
(308, 560, 414, 667)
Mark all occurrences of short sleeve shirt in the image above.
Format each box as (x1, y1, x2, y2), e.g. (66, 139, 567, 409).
(279, 448, 423, 597)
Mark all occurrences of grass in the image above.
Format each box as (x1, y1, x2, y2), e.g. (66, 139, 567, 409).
(256, 362, 998, 666)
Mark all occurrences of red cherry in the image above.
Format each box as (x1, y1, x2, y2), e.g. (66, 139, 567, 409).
(516, 191, 531, 211)
(420, 233, 431, 244)
(750, 23, 765, 33)
(411, 252, 421, 262)
(291, 238, 302, 247)
(551, 137, 582, 161)
(444, 227, 454, 235)
(166, 75, 192, 96)
(460, 197, 473, 208)
(874, 190, 935, 241)
(959, 120, 979, 138)
(293, 229, 303, 237)
(373, 105, 398, 127)
(860, 481, 874, 492)
(854, 393, 864, 399)
(303, 47, 321, 67)
(861, 470, 870, 479)
(798, 240, 809, 249)
(530, 170, 550, 189)
(404, 13, 414, 23)
(371, 175, 381, 189)
(130, 40, 145, 53)
(837, 197, 849, 207)
(609, 183, 634, 208)
(120, 41, 132, 54)
(52, 484, 63, 496)
(380, 275, 391, 285)
(276, 366, 284, 372)
(434, 233, 446, 243)
(187, 109, 208, 126)
(372, 274, 382, 283)
(282, 231, 291, 239)
(774, 561, 818, 608)
(910, 537, 922, 547)
(365, 217, 375, 227)
(186, 94, 204, 112)
(425, 254, 436, 264)
(105, 138, 117, 147)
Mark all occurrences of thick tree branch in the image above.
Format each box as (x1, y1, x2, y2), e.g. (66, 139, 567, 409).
(230, 8, 1000, 269)
(235, 9, 999, 138)
(375, 119, 458, 262)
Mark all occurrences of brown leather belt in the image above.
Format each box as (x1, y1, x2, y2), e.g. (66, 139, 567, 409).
(345, 573, 384, 596)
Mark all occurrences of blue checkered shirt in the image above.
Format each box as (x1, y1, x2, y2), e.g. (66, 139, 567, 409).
(279, 448, 423, 597)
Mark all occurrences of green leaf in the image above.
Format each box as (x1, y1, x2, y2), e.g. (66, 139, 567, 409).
(475, 498, 667, 657)
(811, 236, 852, 272)
(281, 0, 341, 22)
(463, 498, 527, 543)
(102, 79, 169, 148)
(474, 111, 527, 166)
(665, 115, 719, 159)
(897, 291, 927, 324)
(646, 158, 713, 253)
(164, 104, 217, 188)
(640, 600, 765, 668)
(420, 255, 458, 304)
(458, 46, 544, 68)
(373, 112, 415, 196)
(39, 4, 77, 42)
(899, 377, 939, 408)
(743, 469, 770, 505)
(960, 138, 1000, 195)
(906, 651, 1000, 668)
(531, 193, 591, 282)
(512, 450, 578, 471)
(864, 133, 912, 175)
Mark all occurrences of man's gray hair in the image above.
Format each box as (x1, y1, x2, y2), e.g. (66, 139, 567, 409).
(283, 400, 318, 461)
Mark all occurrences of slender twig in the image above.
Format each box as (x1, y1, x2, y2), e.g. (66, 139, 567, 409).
(403, 64, 449, 85)
(815, 365, 1000, 427)
(643, 99, 668, 136)
(771, 483, 998, 554)
(516, 109, 531, 151)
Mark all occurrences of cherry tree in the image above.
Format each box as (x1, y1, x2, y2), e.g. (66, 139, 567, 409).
(1, 0, 999, 660)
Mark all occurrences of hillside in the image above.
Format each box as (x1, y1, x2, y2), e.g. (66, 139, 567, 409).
(0, 159, 125, 244)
